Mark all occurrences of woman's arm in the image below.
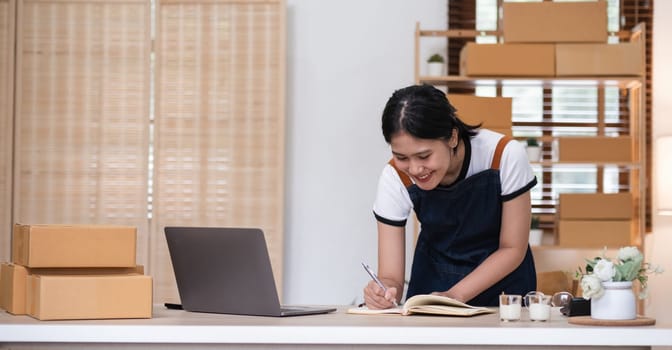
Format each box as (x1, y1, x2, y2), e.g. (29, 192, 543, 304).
(436, 191, 532, 303)
(363, 221, 406, 309)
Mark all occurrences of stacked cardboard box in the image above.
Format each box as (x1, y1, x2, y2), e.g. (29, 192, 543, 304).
(447, 94, 513, 136)
(557, 137, 633, 163)
(460, 43, 555, 77)
(460, 1, 642, 77)
(0, 224, 152, 320)
(557, 193, 634, 248)
(502, 1, 607, 44)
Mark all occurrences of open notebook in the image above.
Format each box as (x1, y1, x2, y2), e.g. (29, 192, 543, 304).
(347, 294, 495, 317)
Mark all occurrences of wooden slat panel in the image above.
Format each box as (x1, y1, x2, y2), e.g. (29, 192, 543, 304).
(13, 0, 151, 261)
(447, 0, 476, 77)
(622, 0, 653, 232)
(153, 0, 286, 303)
(0, 0, 15, 262)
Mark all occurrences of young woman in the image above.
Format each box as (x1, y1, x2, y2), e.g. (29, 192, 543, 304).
(363, 84, 537, 308)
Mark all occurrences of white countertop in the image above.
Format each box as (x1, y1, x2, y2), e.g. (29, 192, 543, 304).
(1, 305, 671, 347)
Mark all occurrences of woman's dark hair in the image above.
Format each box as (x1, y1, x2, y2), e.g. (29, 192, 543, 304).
(381, 84, 480, 143)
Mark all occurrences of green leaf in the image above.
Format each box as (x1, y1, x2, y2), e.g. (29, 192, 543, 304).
(616, 260, 641, 281)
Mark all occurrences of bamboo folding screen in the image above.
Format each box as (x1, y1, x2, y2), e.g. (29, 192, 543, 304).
(152, 0, 286, 302)
(1, 0, 286, 303)
(0, 0, 14, 263)
(12, 0, 152, 266)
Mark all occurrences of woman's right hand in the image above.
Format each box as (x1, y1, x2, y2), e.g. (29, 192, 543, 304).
(363, 280, 398, 309)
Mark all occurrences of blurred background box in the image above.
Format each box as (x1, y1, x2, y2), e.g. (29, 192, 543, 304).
(557, 220, 632, 248)
(557, 137, 632, 163)
(460, 43, 555, 77)
(558, 193, 633, 220)
(447, 94, 512, 131)
(503, 1, 607, 43)
(556, 40, 643, 76)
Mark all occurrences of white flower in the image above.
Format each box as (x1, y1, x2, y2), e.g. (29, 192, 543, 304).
(617, 246, 642, 262)
(593, 259, 616, 282)
(580, 274, 605, 300)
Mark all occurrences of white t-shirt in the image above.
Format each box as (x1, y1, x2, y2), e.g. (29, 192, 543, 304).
(372, 129, 536, 225)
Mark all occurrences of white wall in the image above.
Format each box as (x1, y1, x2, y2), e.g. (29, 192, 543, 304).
(283, 0, 446, 304)
(646, 0, 672, 324)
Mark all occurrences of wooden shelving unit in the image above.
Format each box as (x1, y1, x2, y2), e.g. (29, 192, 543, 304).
(413, 22, 647, 252)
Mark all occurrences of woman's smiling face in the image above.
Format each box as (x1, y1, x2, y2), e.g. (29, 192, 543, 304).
(390, 130, 461, 190)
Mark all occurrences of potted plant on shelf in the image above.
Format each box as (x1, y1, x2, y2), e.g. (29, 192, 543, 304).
(525, 137, 541, 162)
(528, 215, 542, 246)
(426, 53, 445, 76)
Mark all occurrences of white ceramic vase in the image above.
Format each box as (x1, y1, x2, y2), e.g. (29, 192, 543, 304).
(590, 281, 637, 320)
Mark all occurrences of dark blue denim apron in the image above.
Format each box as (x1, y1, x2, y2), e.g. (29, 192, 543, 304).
(393, 137, 536, 306)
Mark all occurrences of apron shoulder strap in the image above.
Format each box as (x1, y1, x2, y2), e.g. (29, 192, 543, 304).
(491, 136, 513, 170)
(388, 159, 413, 188)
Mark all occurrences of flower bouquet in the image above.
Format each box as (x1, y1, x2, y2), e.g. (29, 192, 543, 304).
(576, 246, 664, 320)
(577, 246, 663, 300)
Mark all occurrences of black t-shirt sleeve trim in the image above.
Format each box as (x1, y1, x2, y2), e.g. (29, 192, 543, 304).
(373, 211, 407, 227)
(502, 177, 537, 202)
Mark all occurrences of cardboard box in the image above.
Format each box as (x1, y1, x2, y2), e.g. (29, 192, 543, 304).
(557, 137, 632, 163)
(12, 224, 137, 267)
(557, 220, 632, 248)
(26, 274, 152, 320)
(556, 41, 643, 76)
(503, 1, 607, 43)
(0, 263, 144, 315)
(460, 43, 555, 77)
(558, 193, 633, 220)
(0, 263, 19, 313)
(447, 94, 512, 130)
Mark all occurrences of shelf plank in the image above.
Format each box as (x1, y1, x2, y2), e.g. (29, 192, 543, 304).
(418, 29, 499, 37)
(530, 161, 641, 168)
(418, 75, 643, 89)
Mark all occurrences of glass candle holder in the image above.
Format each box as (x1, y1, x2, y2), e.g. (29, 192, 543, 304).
(499, 294, 522, 322)
(527, 294, 552, 321)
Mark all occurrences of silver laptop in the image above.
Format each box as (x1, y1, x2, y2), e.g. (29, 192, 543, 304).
(164, 226, 336, 317)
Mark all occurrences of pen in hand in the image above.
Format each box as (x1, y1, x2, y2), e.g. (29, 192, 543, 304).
(362, 262, 399, 307)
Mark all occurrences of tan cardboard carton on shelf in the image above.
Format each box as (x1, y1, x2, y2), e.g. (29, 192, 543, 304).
(556, 41, 643, 76)
(460, 43, 555, 77)
(12, 224, 137, 268)
(447, 94, 513, 131)
(0, 263, 144, 315)
(502, 1, 607, 43)
(558, 193, 633, 220)
(557, 220, 632, 248)
(26, 274, 153, 320)
(557, 137, 632, 163)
